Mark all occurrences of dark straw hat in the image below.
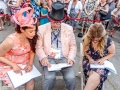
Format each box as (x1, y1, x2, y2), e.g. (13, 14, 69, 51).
(48, 1, 66, 21)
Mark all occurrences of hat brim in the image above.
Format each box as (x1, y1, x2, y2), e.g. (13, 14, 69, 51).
(47, 12, 66, 22)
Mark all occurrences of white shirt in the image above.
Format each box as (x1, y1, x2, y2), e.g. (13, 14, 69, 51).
(0, 0, 7, 9)
(67, 0, 83, 14)
(118, 0, 120, 4)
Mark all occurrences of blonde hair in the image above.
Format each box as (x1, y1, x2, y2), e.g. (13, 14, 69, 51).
(82, 23, 107, 56)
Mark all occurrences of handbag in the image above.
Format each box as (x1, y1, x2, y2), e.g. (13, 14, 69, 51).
(99, 10, 107, 16)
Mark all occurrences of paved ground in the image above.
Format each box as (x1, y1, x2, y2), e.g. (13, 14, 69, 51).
(0, 24, 120, 90)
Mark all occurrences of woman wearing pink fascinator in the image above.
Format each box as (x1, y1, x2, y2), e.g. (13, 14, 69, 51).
(0, 7, 38, 90)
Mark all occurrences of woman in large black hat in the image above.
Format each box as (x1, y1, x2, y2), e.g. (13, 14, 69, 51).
(36, 1, 77, 90)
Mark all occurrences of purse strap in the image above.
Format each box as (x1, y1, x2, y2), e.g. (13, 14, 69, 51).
(99, 3, 107, 8)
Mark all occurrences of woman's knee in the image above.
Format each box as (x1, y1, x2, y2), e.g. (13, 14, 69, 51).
(89, 71, 100, 83)
(26, 79, 34, 86)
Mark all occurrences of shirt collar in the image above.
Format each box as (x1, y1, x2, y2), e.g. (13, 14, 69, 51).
(51, 25, 61, 32)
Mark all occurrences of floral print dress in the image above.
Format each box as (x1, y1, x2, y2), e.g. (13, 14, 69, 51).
(80, 0, 96, 28)
(83, 38, 113, 90)
(0, 33, 31, 84)
(31, 0, 41, 18)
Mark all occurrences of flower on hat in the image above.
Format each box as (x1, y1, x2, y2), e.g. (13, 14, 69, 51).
(11, 7, 37, 27)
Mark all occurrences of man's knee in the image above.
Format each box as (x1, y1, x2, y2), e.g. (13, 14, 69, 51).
(64, 74, 76, 83)
(44, 73, 56, 81)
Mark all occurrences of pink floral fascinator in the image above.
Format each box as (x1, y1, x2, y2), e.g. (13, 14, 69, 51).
(12, 7, 37, 27)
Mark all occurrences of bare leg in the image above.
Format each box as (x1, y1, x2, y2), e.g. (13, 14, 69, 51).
(111, 30, 116, 37)
(0, 17, 4, 30)
(0, 17, 2, 30)
(84, 71, 100, 90)
(84, 27, 88, 34)
(108, 30, 112, 36)
(81, 27, 84, 34)
(25, 79, 34, 90)
(6, 16, 11, 26)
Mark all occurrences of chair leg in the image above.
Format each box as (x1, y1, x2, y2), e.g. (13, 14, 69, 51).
(81, 76, 83, 90)
(0, 81, 2, 90)
(102, 83, 105, 90)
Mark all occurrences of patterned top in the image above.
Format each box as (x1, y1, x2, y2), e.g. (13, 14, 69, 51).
(51, 27, 64, 58)
(0, 33, 31, 84)
(85, 0, 96, 13)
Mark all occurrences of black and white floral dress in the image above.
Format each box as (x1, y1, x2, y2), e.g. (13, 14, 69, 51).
(80, 0, 96, 28)
(83, 38, 113, 90)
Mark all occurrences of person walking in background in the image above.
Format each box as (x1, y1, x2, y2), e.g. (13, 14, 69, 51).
(78, 0, 99, 37)
(63, 0, 70, 16)
(67, 0, 82, 32)
(47, 0, 56, 10)
(7, 0, 22, 15)
(7, 0, 22, 27)
(82, 23, 115, 90)
(40, 2, 49, 25)
(0, 7, 38, 90)
(96, 0, 110, 25)
(31, 0, 41, 26)
(0, 0, 8, 30)
(3, 0, 11, 26)
(108, 3, 120, 38)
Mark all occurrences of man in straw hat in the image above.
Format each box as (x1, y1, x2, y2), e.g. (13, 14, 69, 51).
(36, 1, 77, 90)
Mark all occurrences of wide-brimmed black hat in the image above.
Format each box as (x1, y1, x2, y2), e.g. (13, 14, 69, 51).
(48, 1, 66, 21)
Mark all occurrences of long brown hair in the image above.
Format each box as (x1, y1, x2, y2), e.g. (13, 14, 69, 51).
(15, 25, 38, 52)
(82, 23, 107, 56)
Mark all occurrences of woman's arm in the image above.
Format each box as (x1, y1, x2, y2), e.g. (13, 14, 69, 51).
(97, 42, 115, 64)
(83, 44, 95, 64)
(67, 1, 72, 16)
(81, 0, 85, 6)
(0, 38, 14, 66)
(41, 8, 48, 16)
(24, 50, 35, 72)
(29, 51, 35, 66)
(41, 12, 47, 16)
(0, 38, 22, 73)
(87, 7, 95, 16)
(84, 0, 89, 16)
(88, 1, 99, 16)
(77, 10, 82, 18)
(111, 8, 118, 17)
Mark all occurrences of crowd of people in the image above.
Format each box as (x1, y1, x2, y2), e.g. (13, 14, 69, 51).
(0, 0, 120, 41)
(0, 0, 119, 90)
